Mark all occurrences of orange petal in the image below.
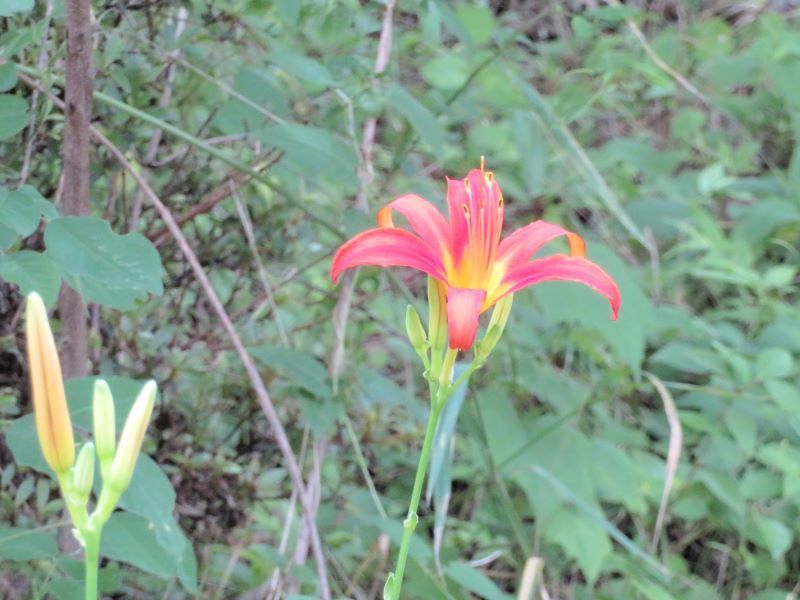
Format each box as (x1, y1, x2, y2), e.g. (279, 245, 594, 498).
(501, 255, 621, 319)
(496, 221, 586, 271)
(330, 228, 446, 283)
(446, 287, 486, 350)
(376, 194, 451, 254)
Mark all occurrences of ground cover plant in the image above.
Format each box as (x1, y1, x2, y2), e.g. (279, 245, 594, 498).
(1, 1, 800, 598)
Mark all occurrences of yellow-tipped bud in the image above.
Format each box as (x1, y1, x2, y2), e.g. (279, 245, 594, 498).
(405, 305, 428, 365)
(92, 379, 116, 479)
(427, 278, 448, 353)
(72, 442, 95, 502)
(107, 380, 156, 492)
(25, 292, 74, 474)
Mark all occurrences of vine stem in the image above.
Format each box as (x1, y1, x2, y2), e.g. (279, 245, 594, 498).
(83, 529, 100, 600)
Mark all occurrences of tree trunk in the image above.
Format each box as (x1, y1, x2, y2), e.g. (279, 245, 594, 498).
(59, 0, 93, 379)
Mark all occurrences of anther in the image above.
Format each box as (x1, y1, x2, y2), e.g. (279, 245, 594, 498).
(461, 204, 470, 220)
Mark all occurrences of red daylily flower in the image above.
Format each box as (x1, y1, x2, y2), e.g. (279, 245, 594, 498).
(330, 166, 621, 350)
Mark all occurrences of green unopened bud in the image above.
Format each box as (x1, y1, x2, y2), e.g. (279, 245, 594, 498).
(72, 442, 95, 504)
(427, 278, 447, 353)
(405, 305, 428, 365)
(107, 380, 156, 493)
(477, 294, 514, 359)
(93, 380, 115, 480)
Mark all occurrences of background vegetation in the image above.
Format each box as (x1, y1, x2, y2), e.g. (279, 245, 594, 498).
(2, 1, 800, 598)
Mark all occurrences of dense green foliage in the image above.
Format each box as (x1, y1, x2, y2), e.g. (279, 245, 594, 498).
(2, 1, 800, 598)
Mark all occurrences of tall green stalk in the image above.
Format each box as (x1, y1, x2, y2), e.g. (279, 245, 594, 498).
(387, 399, 444, 600)
(83, 529, 101, 600)
(386, 347, 459, 600)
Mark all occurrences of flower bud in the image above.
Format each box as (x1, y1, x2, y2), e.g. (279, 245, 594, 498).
(477, 294, 514, 360)
(107, 380, 156, 492)
(92, 380, 115, 479)
(72, 442, 95, 503)
(427, 278, 448, 353)
(405, 305, 428, 364)
(25, 293, 74, 474)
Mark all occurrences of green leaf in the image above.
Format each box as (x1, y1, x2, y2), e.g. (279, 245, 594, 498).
(0, 186, 54, 237)
(0, 251, 61, 305)
(257, 124, 358, 187)
(0, 0, 33, 16)
(542, 507, 612, 583)
(511, 111, 546, 195)
(590, 439, 647, 514)
(444, 562, 512, 600)
(0, 94, 29, 140)
(0, 526, 58, 560)
(755, 348, 793, 381)
(454, 4, 496, 46)
(386, 84, 445, 155)
(420, 54, 471, 91)
(44, 216, 163, 309)
(250, 345, 331, 399)
(0, 63, 17, 92)
(765, 380, 800, 412)
(533, 244, 653, 370)
(101, 512, 178, 579)
(752, 515, 792, 560)
(213, 67, 290, 135)
(270, 46, 335, 87)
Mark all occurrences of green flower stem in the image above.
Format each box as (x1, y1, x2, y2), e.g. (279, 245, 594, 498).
(82, 527, 101, 600)
(57, 474, 88, 531)
(388, 398, 444, 600)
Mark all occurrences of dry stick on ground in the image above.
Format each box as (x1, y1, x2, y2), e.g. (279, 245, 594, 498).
(16, 73, 333, 600)
(644, 371, 683, 552)
(59, 0, 94, 379)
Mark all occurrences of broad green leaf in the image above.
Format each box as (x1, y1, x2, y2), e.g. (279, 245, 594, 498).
(444, 562, 512, 600)
(386, 83, 445, 155)
(270, 46, 335, 87)
(0, 0, 33, 16)
(533, 244, 653, 370)
(101, 512, 178, 579)
(0, 526, 58, 560)
(44, 216, 163, 309)
(752, 515, 792, 560)
(542, 507, 612, 583)
(511, 111, 546, 195)
(649, 342, 725, 375)
(0, 63, 17, 93)
(765, 380, 800, 412)
(257, 124, 358, 187)
(454, 4, 496, 46)
(0, 186, 56, 237)
(420, 54, 471, 90)
(0, 94, 29, 140)
(213, 68, 290, 135)
(591, 439, 647, 514)
(755, 348, 793, 381)
(250, 345, 330, 399)
(697, 470, 745, 520)
(0, 251, 61, 305)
